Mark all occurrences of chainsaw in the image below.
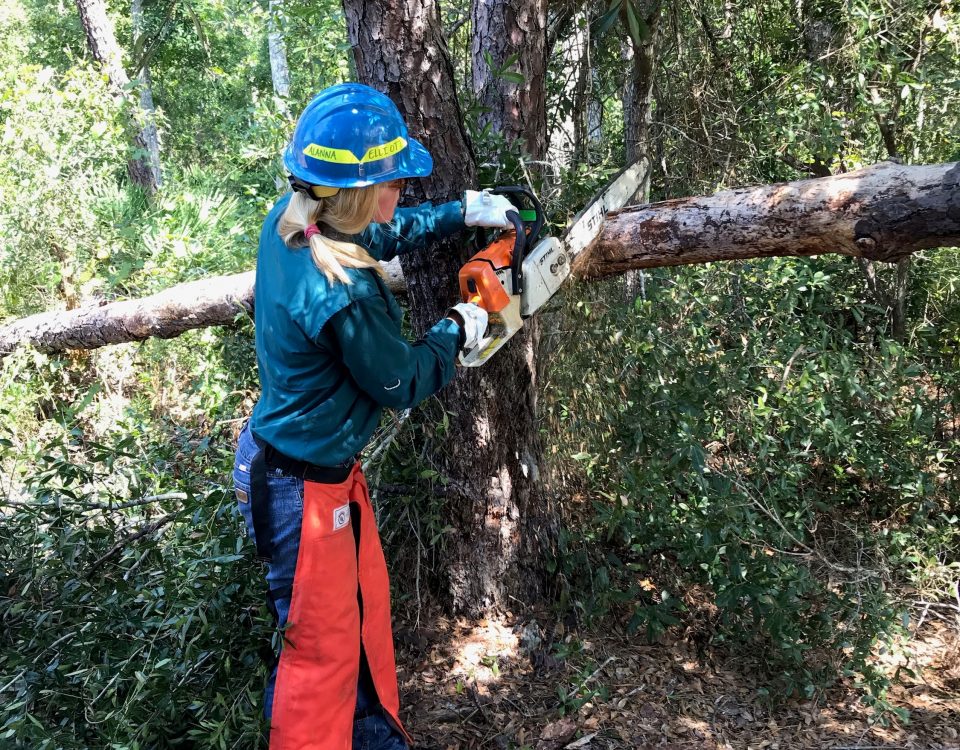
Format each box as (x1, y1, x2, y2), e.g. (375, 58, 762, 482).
(458, 161, 647, 367)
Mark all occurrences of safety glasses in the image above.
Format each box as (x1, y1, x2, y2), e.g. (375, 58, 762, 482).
(385, 178, 407, 192)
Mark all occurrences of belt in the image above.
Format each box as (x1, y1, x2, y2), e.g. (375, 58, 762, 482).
(248, 432, 355, 562)
(259, 440, 354, 484)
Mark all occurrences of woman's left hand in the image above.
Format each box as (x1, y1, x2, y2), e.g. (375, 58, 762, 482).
(447, 302, 489, 352)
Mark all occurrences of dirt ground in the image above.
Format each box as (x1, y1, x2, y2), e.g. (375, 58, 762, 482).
(394, 609, 960, 750)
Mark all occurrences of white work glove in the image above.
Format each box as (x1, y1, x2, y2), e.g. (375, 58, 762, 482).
(463, 189, 519, 229)
(448, 302, 489, 353)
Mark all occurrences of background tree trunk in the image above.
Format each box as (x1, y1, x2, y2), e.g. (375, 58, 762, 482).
(547, 8, 589, 170)
(342, 0, 552, 615)
(570, 15, 592, 169)
(621, 1, 663, 300)
(470, 0, 548, 162)
(131, 0, 162, 188)
(622, 1, 662, 202)
(74, 0, 159, 194)
(267, 0, 291, 98)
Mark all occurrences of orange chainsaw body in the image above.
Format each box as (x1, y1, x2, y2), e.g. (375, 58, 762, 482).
(458, 231, 515, 313)
(457, 186, 545, 368)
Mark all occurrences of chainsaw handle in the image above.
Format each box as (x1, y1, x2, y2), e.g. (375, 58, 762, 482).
(492, 186, 545, 247)
(505, 210, 525, 295)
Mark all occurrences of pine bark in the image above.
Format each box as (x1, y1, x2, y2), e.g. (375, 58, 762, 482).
(471, 0, 548, 160)
(75, 0, 159, 194)
(471, 0, 555, 610)
(342, 0, 550, 614)
(0, 272, 255, 354)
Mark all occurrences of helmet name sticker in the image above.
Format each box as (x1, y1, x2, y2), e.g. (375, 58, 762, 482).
(303, 144, 350, 162)
(362, 137, 406, 162)
(304, 136, 407, 165)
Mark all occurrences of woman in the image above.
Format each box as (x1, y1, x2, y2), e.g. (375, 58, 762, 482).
(232, 83, 517, 749)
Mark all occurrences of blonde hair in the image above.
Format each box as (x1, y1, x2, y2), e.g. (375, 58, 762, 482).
(279, 187, 387, 284)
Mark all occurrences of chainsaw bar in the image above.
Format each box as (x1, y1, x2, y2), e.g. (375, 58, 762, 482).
(561, 160, 647, 261)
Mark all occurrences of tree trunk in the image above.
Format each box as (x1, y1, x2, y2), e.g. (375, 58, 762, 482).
(268, 0, 291, 98)
(570, 18, 591, 168)
(0, 272, 255, 355)
(471, 0, 555, 610)
(892, 256, 911, 343)
(471, 0, 548, 161)
(3, 161, 957, 353)
(74, 0, 159, 194)
(0, 259, 402, 354)
(622, 1, 661, 202)
(131, 0, 162, 188)
(547, 8, 589, 169)
(342, 0, 551, 615)
(621, 1, 662, 299)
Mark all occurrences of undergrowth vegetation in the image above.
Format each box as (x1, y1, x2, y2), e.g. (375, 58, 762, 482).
(541, 254, 960, 715)
(0, 0, 958, 745)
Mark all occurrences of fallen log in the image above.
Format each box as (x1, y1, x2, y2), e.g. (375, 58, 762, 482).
(573, 160, 960, 277)
(0, 272, 255, 354)
(0, 259, 404, 354)
(1, 161, 957, 354)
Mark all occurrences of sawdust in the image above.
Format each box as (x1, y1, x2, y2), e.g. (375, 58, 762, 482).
(395, 611, 960, 750)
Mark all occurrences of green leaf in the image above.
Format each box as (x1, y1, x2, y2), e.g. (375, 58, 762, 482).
(497, 71, 525, 84)
(73, 382, 102, 415)
(624, 1, 650, 47)
(595, 0, 623, 37)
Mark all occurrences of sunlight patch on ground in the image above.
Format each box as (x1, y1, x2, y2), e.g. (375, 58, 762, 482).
(449, 616, 519, 687)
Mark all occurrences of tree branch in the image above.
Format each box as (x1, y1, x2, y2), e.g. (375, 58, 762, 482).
(88, 511, 180, 572)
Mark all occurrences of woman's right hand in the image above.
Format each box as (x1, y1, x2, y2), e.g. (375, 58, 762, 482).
(447, 302, 489, 353)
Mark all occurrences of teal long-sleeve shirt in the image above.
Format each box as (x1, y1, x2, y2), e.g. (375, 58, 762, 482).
(249, 192, 465, 466)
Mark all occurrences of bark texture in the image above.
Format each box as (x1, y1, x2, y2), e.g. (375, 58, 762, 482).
(471, 0, 548, 160)
(0, 273, 254, 354)
(469, 0, 554, 610)
(575, 161, 960, 278)
(75, 0, 159, 194)
(343, 0, 550, 614)
(5, 162, 958, 351)
(621, 2, 662, 298)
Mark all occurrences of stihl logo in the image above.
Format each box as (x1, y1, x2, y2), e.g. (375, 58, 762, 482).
(333, 504, 350, 531)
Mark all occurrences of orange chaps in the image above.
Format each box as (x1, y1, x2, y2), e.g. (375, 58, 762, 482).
(269, 464, 409, 749)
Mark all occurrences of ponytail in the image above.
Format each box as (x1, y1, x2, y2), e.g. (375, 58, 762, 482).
(278, 188, 387, 285)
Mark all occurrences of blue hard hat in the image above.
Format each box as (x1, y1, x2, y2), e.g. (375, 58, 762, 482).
(283, 83, 433, 191)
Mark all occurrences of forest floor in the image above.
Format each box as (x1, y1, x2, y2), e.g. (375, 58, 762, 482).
(395, 607, 960, 750)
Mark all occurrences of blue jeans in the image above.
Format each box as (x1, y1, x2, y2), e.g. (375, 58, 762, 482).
(234, 424, 408, 749)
